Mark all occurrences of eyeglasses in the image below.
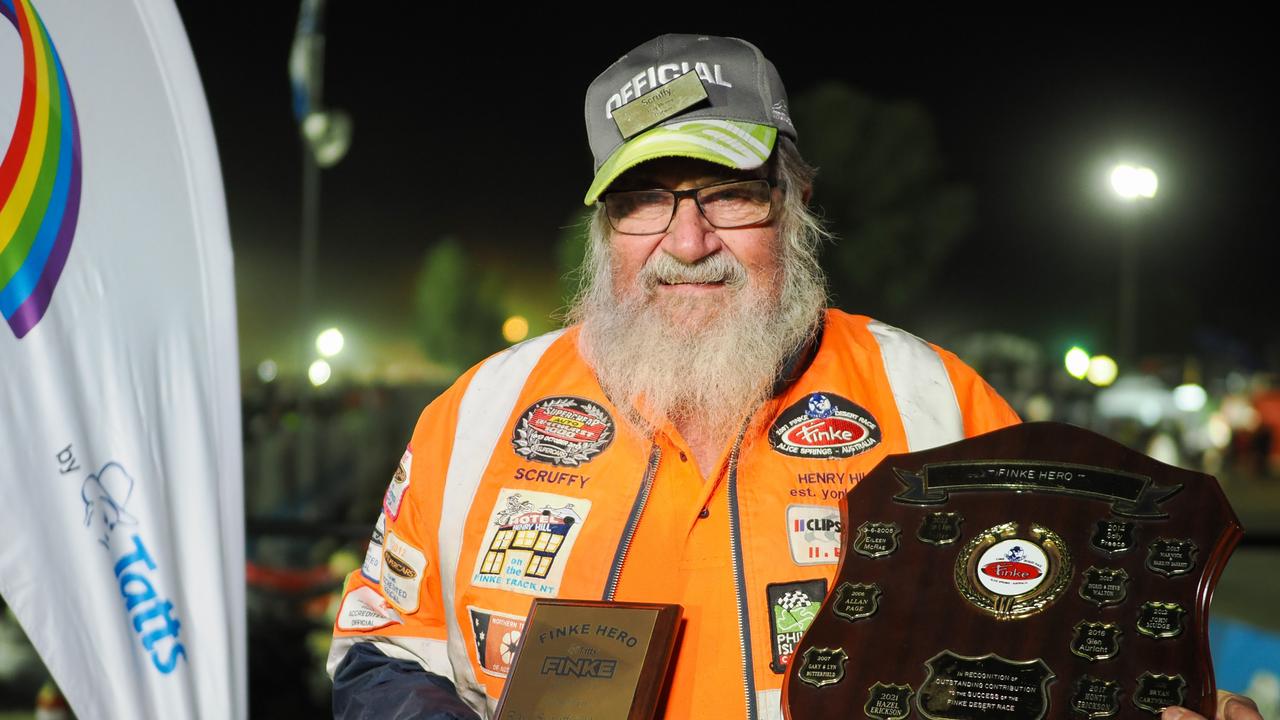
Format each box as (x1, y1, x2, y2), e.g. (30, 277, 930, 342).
(602, 178, 776, 235)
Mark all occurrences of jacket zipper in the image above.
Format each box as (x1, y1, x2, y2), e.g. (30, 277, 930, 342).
(727, 428, 757, 719)
(602, 444, 661, 601)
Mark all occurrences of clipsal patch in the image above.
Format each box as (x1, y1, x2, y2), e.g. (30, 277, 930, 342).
(468, 606, 528, 678)
(382, 446, 413, 521)
(336, 586, 402, 632)
(511, 396, 614, 467)
(470, 489, 592, 597)
(360, 513, 386, 583)
(381, 532, 427, 614)
(770, 392, 881, 459)
(767, 579, 828, 673)
(787, 504, 843, 565)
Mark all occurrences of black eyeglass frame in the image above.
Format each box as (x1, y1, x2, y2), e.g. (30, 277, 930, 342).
(600, 177, 780, 235)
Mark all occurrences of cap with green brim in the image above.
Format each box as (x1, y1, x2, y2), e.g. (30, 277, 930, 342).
(583, 34, 796, 205)
(584, 120, 777, 204)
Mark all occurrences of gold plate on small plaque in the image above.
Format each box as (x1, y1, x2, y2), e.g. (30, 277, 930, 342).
(495, 599, 680, 720)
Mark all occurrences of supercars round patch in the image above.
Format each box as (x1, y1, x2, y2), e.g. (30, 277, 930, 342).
(512, 396, 614, 467)
(769, 392, 882, 459)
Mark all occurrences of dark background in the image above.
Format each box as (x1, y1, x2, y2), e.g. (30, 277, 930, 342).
(174, 9, 1279, 376)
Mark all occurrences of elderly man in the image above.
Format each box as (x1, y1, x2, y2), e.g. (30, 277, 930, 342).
(328, 34, 1257, 720)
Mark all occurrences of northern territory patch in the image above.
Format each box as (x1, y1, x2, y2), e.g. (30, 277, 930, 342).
(770, 392, 881, 459)
(767, 579, 828, 673)
(468, 606, 528, 677)
(381, 532, 427, 614)
(511, 396, 614, 467)
(336, 586, 402, 632)
(470, 489, 592, 597)
(787, 504, 842, 565)
(382, 446, 413, 521)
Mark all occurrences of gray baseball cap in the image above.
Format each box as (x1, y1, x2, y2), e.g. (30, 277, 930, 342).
(583, 34, 797, 205)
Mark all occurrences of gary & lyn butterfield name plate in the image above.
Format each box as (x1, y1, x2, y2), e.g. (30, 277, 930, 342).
(783, 422, 1242, 720)
(495, 599, 681, 720)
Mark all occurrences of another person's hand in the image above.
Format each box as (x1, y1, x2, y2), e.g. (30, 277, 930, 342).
(1161, 691, 1263, 720)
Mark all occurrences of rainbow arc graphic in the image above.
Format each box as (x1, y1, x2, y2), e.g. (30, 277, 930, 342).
(0, 0, 81, 339)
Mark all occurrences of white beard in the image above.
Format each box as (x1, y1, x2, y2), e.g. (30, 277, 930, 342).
(573, 242, 825, 445)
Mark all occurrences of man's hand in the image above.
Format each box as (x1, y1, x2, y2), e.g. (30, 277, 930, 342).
(1161, 691, 1263, 720)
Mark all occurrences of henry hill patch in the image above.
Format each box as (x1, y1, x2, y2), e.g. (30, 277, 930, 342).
(770, 392, 881, 459)
(511, 396, 614, 467)
(470, 489, 592, 597)
(767, 578, 828, 673)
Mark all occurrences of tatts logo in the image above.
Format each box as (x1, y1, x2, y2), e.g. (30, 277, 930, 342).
(471, 489, 591, 597)
(770, 393, 881, 459)
(512, 397, 614, 467)
(767, 579, 827, 673)
(468, 606, 527, 677)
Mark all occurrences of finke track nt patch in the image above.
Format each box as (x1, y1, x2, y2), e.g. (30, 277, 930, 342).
(512, 396, 614, 467)
(769, 392, 881, 459)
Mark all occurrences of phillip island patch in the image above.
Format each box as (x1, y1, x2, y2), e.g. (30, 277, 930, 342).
(767, 579, 828, 673)
(512, 396, 614, 467)
(770, 392, 881, 459)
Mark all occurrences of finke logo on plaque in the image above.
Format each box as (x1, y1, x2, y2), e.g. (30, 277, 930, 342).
(782, 423, 1242, 720)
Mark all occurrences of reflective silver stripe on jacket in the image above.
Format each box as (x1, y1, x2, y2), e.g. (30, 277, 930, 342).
(867, 320, 964, 451)
(438, 329, 565, 716)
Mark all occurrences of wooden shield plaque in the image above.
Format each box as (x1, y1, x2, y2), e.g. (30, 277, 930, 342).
(783, 422, 1242, 719)
(495, 599, 681, 720)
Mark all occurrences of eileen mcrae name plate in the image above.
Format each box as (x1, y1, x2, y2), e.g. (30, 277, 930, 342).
(495, 599, 681, 720)
(783, 422, 1242, 720)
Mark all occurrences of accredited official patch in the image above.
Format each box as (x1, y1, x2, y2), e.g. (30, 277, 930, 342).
(471, 489, 591, 597)
(360, 513, 386, 583)
(786, 504, 842, 565)
(768, 579, 828, 673)
(381, 532, 427, 614)
(769, 393, 881, 459)
(382, 446, 413, 521)
(336, 586, 402, 632)
(512, 396, 614, 467)
(468, 606, 528, 677)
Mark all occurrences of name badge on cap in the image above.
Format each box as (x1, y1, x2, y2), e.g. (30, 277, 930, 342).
(612, 72, 709, 139)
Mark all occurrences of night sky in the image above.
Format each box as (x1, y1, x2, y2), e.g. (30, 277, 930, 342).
(174, 8, 1279, 376)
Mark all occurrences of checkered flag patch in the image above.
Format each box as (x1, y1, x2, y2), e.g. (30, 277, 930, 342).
(778, 590, 812, 611)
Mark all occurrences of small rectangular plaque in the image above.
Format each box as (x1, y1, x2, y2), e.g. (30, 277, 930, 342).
(612, 71, 708, 139)
(495, 599, 681, 720)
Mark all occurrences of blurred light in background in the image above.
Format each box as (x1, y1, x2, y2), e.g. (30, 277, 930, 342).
(308, 359, 331, 386)
(1065, 346, 1090, 379)
(257, 359, 278, 383)
(1025, 393, 1054, 422)
(502, 315, 530, 344)
(1207, 413, 1233, 449)
(1110, 163, 1159, 200)
(316, 327, 344, 357)
(1086, 355, 1119, 387)
(1173, 383, 1208, 413)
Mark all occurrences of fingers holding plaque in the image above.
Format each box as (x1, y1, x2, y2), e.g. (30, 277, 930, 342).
(782, 423, 1242, 720)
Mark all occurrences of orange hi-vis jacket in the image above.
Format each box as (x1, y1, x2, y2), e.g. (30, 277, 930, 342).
(328, 311, 1020, 719)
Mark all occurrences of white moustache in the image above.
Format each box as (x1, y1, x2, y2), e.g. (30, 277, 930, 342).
(638, 252, 749, 289)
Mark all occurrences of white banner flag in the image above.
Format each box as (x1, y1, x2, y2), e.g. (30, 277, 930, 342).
(0, 0, 244, 717)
